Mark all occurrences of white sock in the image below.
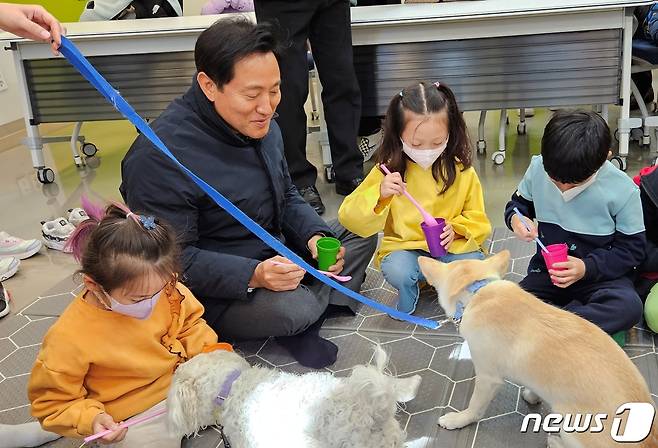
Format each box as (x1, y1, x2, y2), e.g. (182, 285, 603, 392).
(0, 422, 61, 448)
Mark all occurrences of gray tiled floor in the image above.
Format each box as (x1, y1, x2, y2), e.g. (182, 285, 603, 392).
(2, 228, 657, 447)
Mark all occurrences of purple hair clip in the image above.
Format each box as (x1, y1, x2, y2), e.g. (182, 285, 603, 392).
(139, 216, 156, 230)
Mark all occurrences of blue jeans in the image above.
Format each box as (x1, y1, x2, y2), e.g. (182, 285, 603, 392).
(380, 250, 485, 314)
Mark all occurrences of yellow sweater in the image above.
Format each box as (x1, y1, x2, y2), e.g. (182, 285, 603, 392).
(28, 282, 217, 438)
(339, 162, 491, 267)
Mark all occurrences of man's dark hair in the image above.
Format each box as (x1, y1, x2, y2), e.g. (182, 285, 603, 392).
(195, 18, 285, 88)
(541, 110, 611, 183)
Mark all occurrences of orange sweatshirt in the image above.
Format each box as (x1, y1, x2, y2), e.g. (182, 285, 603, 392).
(28, 282, 217, 438)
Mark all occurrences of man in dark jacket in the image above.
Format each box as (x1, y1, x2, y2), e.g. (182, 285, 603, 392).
(120, 19, 376, 368)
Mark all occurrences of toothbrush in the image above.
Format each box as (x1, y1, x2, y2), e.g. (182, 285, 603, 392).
(380, 164, 439, 227)
(513, 207, 549, 253)
(271, 261, 352, 282)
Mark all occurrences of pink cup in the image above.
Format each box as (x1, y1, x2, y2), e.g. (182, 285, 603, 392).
(421, 218, 447, 258)
(541, 243, 568, 274)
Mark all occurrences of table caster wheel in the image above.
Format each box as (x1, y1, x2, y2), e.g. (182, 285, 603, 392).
(492, 151, 505, 165)
(517, 123, 526, 135)
(37, 167, 55, 184)
(476, 140, 486, 154)
(81, 142, 98, 157)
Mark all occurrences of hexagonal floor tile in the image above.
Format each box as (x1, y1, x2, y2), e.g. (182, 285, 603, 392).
(0, 375, 30, 410)
(626, 327, 654, 348)
(430, 343, 474, 382)
(414, 291, 444, 319)
(450, 380, 519, 419)
(11, 318, 56, 347)
(382, 338, 435, 376)
(321, 312, 364, 331)
(232, 339, 268, 357)
(360, 314, 416, 337)
(361, 268, 385, 292)
(472, 413, 547, 447)
(491, 239, 534, 260)
(0, 338, 16, 362)
(512, 256, 532, 276)
(183, 427, 224, 448)
(328, 333, 376, 372)
(401, 369, 453, 415)
(407, 408, 477, 448)
(632, 353, 658, 396)
(0, 345, 40, 377)
(255, 339, 296, 367)
(0, 315, 29, 339)
(21, 293, 73, 318)
(357, 289, 398, 317)
(0, 404, 32, 424)
(414, 335, 463, 349)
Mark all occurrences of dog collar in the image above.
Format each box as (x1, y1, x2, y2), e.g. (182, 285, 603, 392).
(453, 279, 498, 325)
(214, 369, 241, 406)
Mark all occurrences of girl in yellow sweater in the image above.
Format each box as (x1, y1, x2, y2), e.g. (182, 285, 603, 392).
(339, 81, 491, 315)
(28, 201, 218, 447)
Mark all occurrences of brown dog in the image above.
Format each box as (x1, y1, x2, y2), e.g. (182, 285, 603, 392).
(419, 250, 657, 448)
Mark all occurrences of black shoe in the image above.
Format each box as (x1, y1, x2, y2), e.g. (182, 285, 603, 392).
(298, 185, 325, 215)
(335, 177, 364, 196)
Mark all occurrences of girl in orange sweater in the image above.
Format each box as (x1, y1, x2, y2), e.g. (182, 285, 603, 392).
(28, 200, 218, 447)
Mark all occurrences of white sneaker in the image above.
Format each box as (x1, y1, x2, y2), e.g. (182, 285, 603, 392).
(0, 282, 10, 318)
(0, 257, 20, 281)
(41, 218, 76, 252)
(67, 208, 89, 227)
(0, 231, 42, 260)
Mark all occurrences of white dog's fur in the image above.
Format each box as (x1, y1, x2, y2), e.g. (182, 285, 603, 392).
(167, 346, 421, 448)
(419, 251, 658, 448)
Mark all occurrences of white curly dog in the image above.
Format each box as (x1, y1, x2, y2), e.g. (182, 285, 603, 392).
(167, 346, 421, 448)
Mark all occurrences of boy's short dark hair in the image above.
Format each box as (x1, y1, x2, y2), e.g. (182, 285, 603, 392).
(194, 18, 285, 89)
(541, 110, 611, 184)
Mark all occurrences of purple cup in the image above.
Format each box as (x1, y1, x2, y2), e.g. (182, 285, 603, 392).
(421, 218, 447, 258)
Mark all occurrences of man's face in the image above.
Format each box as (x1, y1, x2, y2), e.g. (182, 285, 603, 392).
(198, 52, 281, 139)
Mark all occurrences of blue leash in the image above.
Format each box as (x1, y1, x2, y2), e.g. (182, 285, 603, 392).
(57, 36, 439, 329)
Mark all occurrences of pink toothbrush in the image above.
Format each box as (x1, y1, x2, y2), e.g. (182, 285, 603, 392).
(84, 408, 167, 444)
(380, 164, 439, 227)
(272, 261, 352, 282)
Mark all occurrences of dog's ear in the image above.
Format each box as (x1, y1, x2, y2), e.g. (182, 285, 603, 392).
(392, 374, 421, 403)
(418, 256, 443, 287)
(167, 373, 201, 437)
(487, 250, 511, 277)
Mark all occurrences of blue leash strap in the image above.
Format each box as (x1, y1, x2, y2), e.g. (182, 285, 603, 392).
(57, 36, 439, 329)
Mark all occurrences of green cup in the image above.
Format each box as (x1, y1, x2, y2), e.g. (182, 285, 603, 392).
(316, 237, 341, 271)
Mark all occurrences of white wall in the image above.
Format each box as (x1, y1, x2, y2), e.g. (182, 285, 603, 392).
(0, 49, 24, 126)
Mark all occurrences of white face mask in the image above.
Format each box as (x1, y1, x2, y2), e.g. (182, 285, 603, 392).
(558, 171, 598, 202)
(401, 136, 449, 170)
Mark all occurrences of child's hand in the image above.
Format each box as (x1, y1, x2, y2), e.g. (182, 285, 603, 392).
(511, 214, 538, 242)
(91, 412, 127, 444)
(441, 222, 455, 249)
(380, 172, 405, 199)
(549, 256, 586, 288)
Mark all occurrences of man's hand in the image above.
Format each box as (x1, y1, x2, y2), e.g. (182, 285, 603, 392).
(0, 3, 64, 55)
(248, 256, 305, 292)
(511, 213, 538, 243)
(91, 412, 127, 444)
(549, 256, 586, 288)
(308, 235, 346, 274)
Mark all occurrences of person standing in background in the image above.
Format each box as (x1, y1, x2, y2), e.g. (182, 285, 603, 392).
(253, 0, 365, 215)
